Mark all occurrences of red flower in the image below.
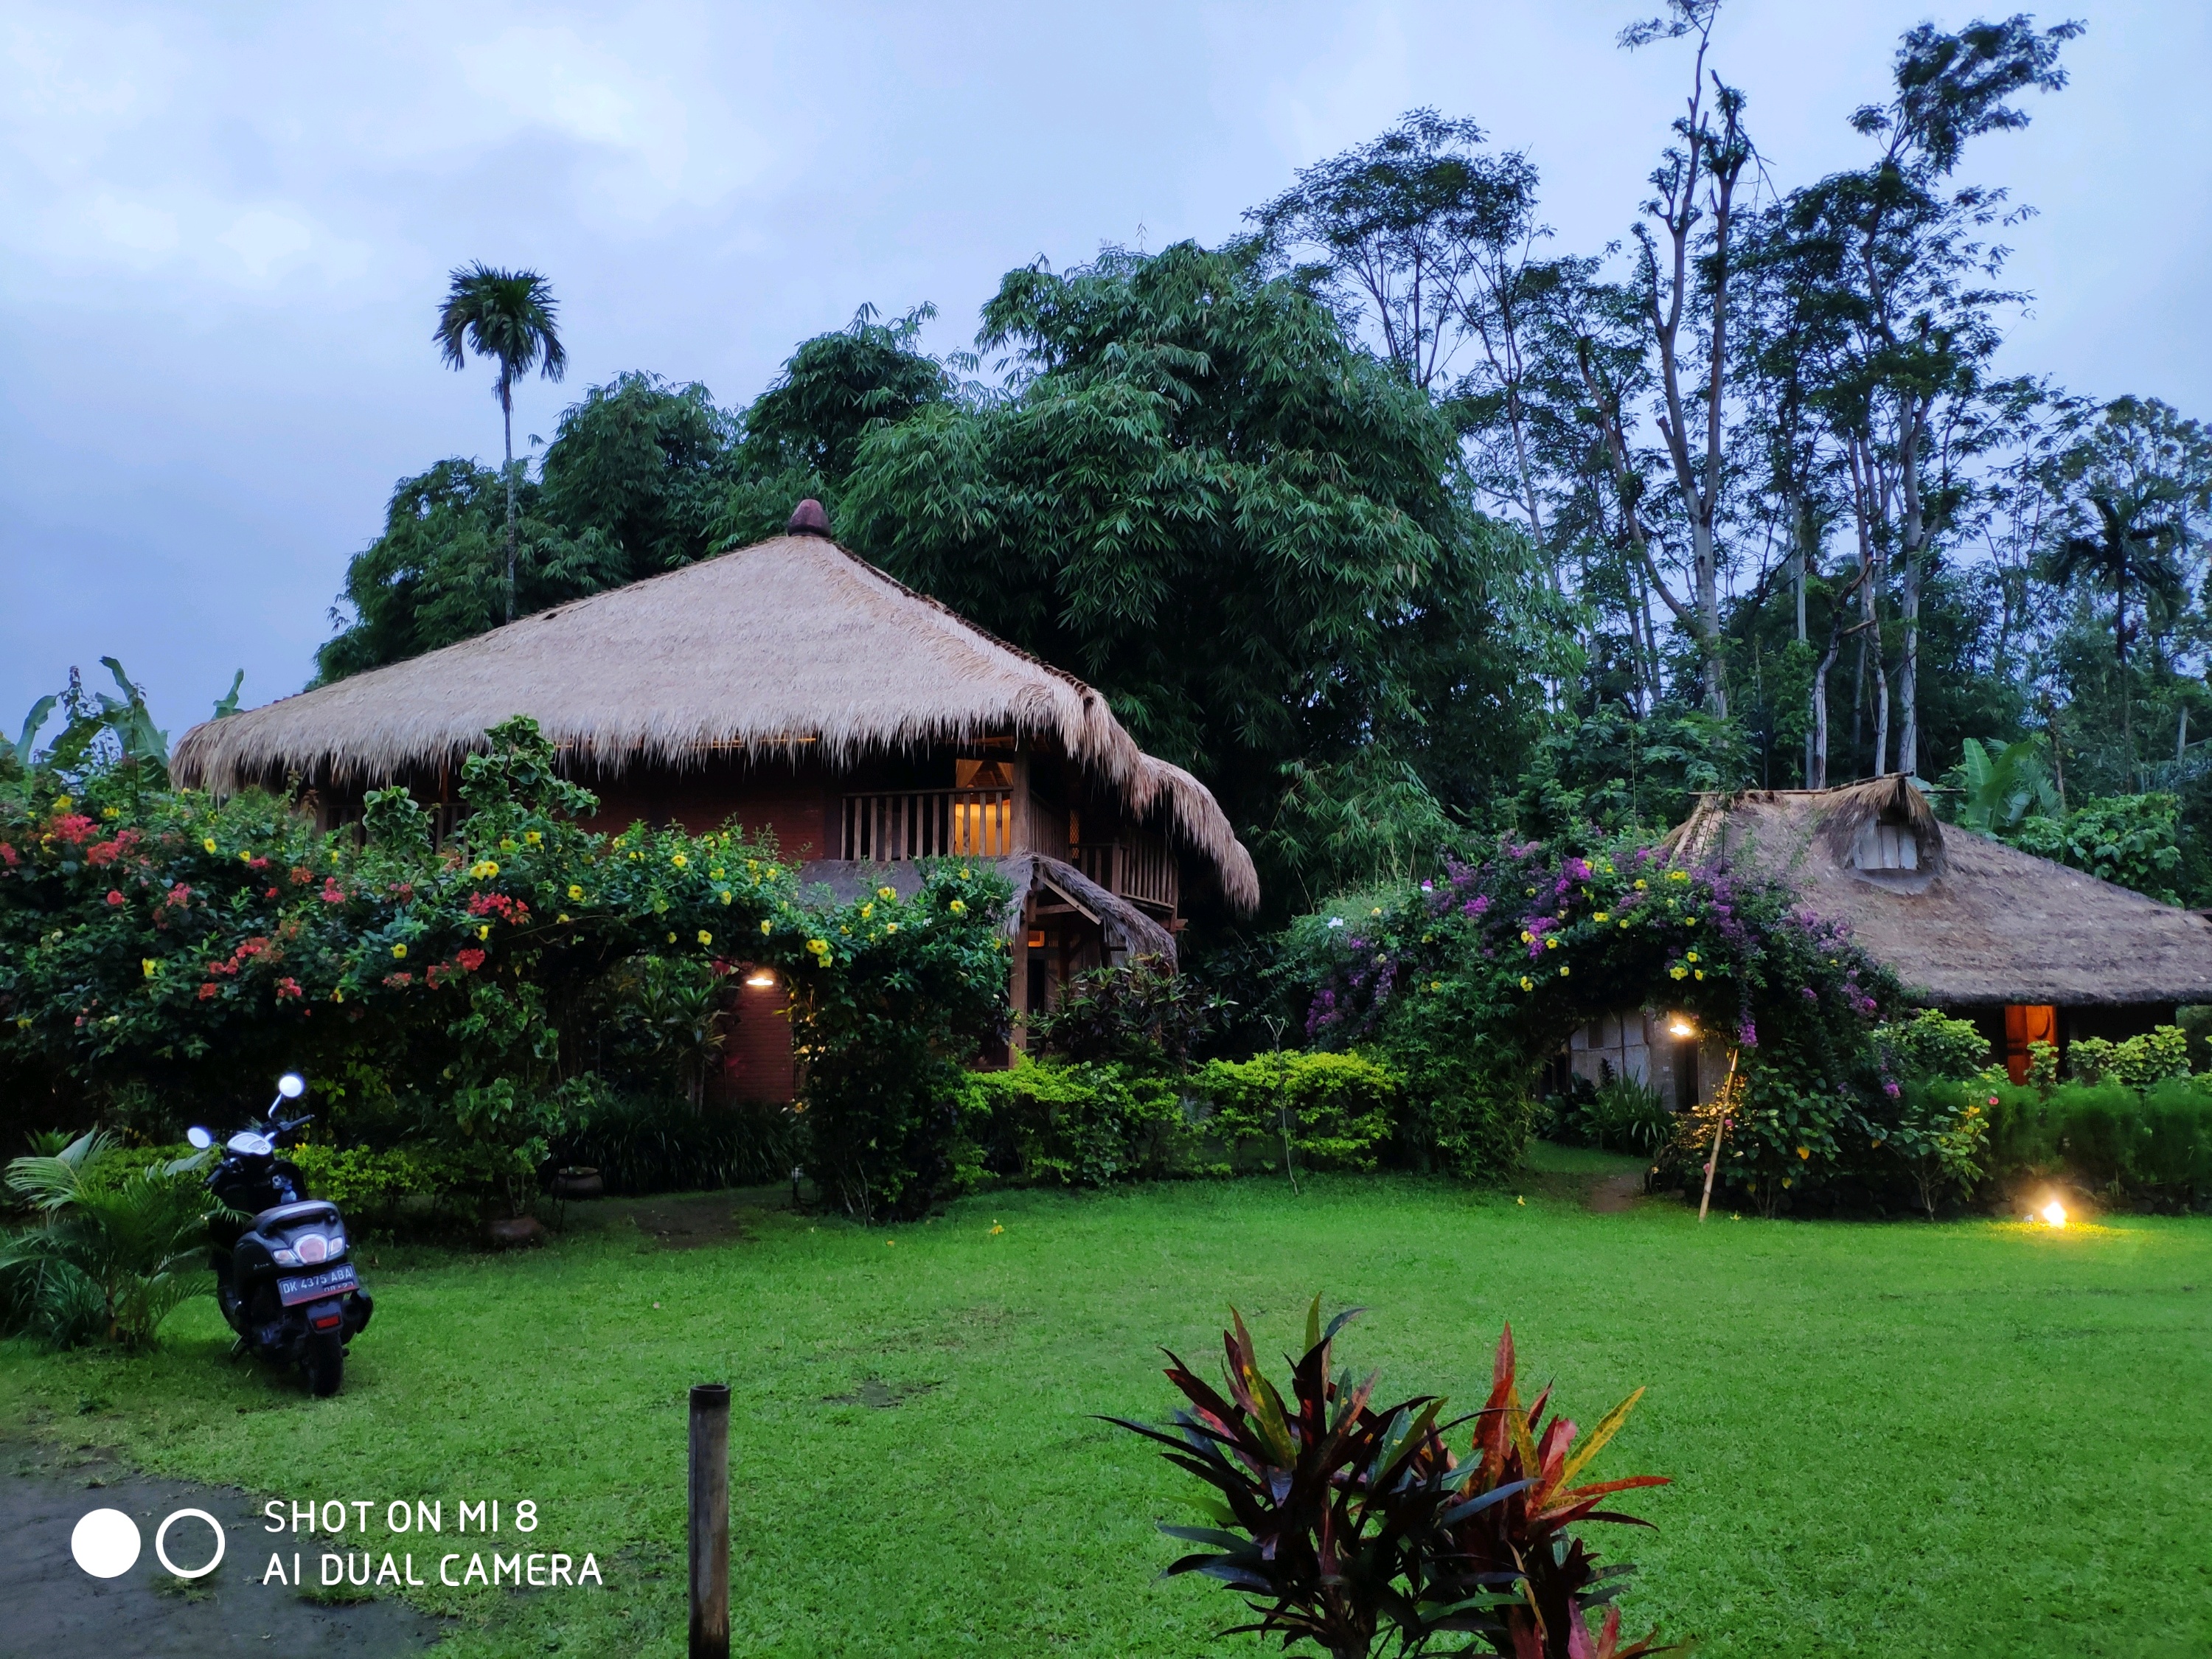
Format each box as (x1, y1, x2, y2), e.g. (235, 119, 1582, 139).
(0, 844, 17, 866)
(456, 947, 487, 972)
(198, 984, 218, 1001)
(164, 883, 192, 907)
(87, 840, 122, 866)
(319, 882, 347, 905)
(383, 971, 413, 988)
(247, 856, 271, 872)
(275, 978, 303, 1001)
(49, 814, 97, 845)
(290, 866, 313, 885)
(265, 886, 279, 899)
(105, 890, 125, 907)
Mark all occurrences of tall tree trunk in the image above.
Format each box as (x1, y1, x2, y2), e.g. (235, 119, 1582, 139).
(1894, 394, 1932, 779)
(1873, 662, 1891, 777)
(500, 371, 518, 624)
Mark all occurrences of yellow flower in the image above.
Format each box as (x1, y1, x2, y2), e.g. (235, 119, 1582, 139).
(1618, 920, 1629, 929)
(860, 902, 873, 920)
(238, 849, 252, 862)
(392, 943, 408, 960)
(1593, 911, 1609, 922)
(52, 796, 72, 813)
(709, 867, 725, 880)
(1694, 969, 1705, 980)
(1797, 1147, 1810, 1160)
(1685, 951, 1698, 964)
(1544, 936, 1557, 949)
(667, 931, 677, 943)
(698, 930, 713, 947)
(14, 1016, 29, 1029)
(672, 853, 688, 868)
(719, 889, 732, 905)
(102, 805, 118, 820)
(877, 886, 897, 900)
(885, 922, 898, 933)
(761, 919, 773, 935)
(498, 838, 517, 852)
(141, 958, 159, 978)
(1559, 964, 1570, 976)
(471, 860, 499, 879)
(807, 938, 830, 956)
(557, 913, 570, 924)
(949, 898, 967, 915)
(1669, 964, 1687, 980)
(988, 1222, 1004, 1236)
(203, 837, 218, 853)
(568, 885, 585, 901)
(525, 830, 542, 845)
(1430, 979, 1441, 992)
(478, 925, 490, 940)
(1520, 931, 1533, 943)
(1634, 878, 1647, 890)
(1520, 975, 1534, 991)
(329, 849, 341, 864)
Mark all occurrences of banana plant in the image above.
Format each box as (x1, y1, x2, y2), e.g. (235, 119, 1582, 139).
(0, 694, 56, 769)
(1950, 737, 2061, 833)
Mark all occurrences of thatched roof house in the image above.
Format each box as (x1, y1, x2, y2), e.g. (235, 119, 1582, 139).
(173, 509, 1259, 1097)
(1658, 776, 2212, 1077)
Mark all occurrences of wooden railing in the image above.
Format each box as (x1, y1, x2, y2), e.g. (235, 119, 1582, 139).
(841, 789, 1016, 860)
(1073, 835, 1178, 913)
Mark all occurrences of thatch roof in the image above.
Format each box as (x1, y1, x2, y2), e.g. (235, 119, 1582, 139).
(1662, 776, 2212, 1007)
(801, 855, 1175, 965)
(171, 530, 1257, 911)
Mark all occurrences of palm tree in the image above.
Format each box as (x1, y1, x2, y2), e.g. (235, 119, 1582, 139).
(434, 264, 567, 622)
(2046, 490, 2186, 764)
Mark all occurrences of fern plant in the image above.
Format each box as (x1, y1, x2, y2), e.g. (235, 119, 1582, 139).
(0, 1131, 220, 1348)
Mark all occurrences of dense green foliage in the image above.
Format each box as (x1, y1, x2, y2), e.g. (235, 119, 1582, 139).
(4, 1176, 2207, 1657)
(1281, 838, 1905, 1194)
(953, 1049, 1398, 1189)
(0, 717, 1011, 1223)
(0, 1130, 217, 1348)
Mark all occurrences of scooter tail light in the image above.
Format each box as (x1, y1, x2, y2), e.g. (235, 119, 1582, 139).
(297, 1234, 329, 1265)
(272, 1248, 302, 1267)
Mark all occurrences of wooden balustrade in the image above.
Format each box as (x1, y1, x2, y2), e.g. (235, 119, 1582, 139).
(841, 790, 1178, 915)
(840, 789, 1016, 860)
(1073, 836, 1178, 913)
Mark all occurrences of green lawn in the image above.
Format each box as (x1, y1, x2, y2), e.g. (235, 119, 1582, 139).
(5, 1163, 2209, 1658)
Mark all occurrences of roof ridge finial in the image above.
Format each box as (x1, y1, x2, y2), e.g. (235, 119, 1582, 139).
(787, 498, 831, 538)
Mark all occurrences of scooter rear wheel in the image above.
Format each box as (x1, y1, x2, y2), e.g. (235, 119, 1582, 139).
(305, 1332, 344, 1397)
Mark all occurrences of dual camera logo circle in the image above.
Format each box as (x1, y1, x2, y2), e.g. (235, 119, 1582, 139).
(70, 1506, 227, 1579)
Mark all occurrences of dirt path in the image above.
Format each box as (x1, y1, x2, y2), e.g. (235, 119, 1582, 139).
(0, 1436, 445, 1659)
(1583, 1171, 1649, 1214)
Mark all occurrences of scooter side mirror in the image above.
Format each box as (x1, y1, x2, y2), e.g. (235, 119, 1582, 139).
(186, 1126, 214, 1150)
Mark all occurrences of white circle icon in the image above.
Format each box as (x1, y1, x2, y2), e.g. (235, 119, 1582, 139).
(154, 1508, 226, 1579)
(71, 1508, 142, 1578)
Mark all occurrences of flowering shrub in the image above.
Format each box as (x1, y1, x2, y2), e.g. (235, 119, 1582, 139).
(0, 717, 1012, 1220)
(1279, 838, 1905, 1192)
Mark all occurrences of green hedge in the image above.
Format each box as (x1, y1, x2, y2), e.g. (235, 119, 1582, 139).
(1978, 1076, 2212, 1202)
(953, 1051, 1399, 1190)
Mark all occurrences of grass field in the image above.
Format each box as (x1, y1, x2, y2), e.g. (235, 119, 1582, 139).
(4, 1155, 2209, 1658)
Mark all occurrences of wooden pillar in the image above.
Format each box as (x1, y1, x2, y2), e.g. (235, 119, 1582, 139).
(689, 1383, 731, 1659)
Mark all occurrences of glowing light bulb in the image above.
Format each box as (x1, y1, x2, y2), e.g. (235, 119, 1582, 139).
(2041, 1200, 2066, 1228)
(745, 973, 776, 989)
(1668, 1019, 1695, 1039)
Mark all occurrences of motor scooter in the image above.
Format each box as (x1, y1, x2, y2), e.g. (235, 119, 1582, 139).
(187, 1074, 373, 1397)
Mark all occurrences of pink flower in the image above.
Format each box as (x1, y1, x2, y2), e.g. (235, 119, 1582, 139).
(105, 890, 124, 907)
(456, 947, 486, 972)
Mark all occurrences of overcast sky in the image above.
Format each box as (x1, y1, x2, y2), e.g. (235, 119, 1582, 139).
(3, 0, 2204, 742)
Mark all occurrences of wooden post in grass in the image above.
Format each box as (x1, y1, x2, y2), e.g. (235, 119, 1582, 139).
(1697, 1048, 1742, 1225)
(689, 1382, 731, 1659)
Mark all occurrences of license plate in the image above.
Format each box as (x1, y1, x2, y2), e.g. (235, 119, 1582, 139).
(277, 1263, 359, 1307)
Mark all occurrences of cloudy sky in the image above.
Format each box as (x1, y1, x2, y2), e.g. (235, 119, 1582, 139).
(3, 1, 2203, 742)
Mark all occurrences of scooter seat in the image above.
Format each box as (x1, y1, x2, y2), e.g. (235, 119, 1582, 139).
(253, 1199, 341, 1231)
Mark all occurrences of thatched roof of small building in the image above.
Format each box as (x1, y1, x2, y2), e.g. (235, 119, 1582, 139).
(171, 529, 1257, 911)
(1661, 776, 2212, 1007)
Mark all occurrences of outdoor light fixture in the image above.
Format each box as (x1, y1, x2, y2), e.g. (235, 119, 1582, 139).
(2041, 1199, 2067, 1228)
(744, 972, 776, 989)
(1027, 930, 1046, 949)
(1667, 1016, 1696, 1039)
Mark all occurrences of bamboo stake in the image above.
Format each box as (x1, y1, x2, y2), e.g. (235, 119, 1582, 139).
(1697, 1047, 1742, 1225)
